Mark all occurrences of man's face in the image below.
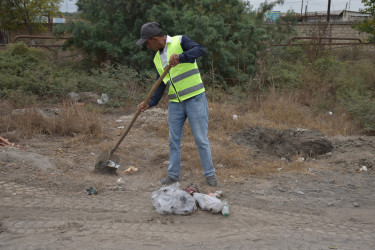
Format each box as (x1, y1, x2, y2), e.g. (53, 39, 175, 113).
(145, 37, 159, 51)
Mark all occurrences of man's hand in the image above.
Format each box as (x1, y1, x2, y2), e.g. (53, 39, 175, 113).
(137, 102, 150, 112)
(169, 53, 180, 67)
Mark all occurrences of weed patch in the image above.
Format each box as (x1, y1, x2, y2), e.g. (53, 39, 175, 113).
(0, 43, 153, 109)
(4, 103, 102, 139)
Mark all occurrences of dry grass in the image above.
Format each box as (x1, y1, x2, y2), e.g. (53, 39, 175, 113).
(209, 102, 250, 135)
(4, 103, 103, 139)
(128, 88, 360, 180)
(0, 88, 357, 180)
(52, 103, 103, 138)
(166, 89, 360, 180)
(12, 108, 49, 136)
(251, 89, 358, 135)
(0, 115, 11, 133)
(180, 134, 311, 182)
(0, 101, 15, 133)
(148, 118, 169, 138)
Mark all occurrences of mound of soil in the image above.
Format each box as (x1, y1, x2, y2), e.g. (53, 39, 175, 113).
(233, 127, 333, 159)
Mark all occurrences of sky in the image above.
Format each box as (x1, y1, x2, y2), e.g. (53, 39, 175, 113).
(59, 0, 366, 13)
(60, 0, 78, 13)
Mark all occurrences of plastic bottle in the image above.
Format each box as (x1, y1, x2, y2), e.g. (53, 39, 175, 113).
(222, 201, 229, 217)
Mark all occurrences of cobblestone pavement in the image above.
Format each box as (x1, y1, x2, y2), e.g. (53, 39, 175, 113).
(1, 180, 374, 249)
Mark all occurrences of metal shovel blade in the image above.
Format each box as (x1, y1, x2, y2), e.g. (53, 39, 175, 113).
(95, 151, 120, 174)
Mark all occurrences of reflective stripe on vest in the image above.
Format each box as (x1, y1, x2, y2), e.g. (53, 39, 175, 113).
(168, 82, 204, 99)
(166, 68, 200, 86)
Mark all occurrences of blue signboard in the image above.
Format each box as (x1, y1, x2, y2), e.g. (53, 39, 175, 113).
(53, 18, 66, 24)
(265, 11, 281, 23)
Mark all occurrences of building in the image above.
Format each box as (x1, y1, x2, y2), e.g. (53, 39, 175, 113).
(280, 10, 372, 23)
(272, 10, 372, 44)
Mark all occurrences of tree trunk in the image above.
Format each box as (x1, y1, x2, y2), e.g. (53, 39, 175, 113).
(25, 22, 33, 35)
(25, 22, 34, 45)
(211, 57, 215, 85)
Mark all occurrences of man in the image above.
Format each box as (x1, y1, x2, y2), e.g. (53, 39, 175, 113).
(136, 22, 217, 187)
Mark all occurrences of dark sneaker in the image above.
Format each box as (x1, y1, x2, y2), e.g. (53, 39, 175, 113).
(206, 175, 217, 186)
(160, 176, 179, 185)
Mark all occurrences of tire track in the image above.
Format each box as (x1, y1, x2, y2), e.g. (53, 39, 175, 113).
(1, 181, 375, 249)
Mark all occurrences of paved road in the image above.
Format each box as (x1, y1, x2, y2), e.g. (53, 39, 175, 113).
(0, 180, 374, 250)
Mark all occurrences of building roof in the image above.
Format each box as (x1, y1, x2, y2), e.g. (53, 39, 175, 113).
(280, 10, 371, 17)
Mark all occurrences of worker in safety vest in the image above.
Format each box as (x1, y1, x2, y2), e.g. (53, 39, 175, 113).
(136, 22, 217, 186)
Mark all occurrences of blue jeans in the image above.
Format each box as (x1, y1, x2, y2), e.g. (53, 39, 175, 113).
(167, 92, 215, 180)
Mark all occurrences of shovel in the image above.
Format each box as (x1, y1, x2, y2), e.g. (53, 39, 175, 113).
(95, 65, 172, 173)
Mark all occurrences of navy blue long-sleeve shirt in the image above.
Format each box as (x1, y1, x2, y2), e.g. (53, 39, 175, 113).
(148, 35, 206, 108)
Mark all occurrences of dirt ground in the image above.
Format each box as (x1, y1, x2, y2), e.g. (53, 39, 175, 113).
(1, 108, 375, 249)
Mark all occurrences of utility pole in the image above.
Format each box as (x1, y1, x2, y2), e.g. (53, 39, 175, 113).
(301, 0, 304, 19)
(327, 0, 331, 22)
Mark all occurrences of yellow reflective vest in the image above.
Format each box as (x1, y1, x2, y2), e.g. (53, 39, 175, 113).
(153, 36, 205, 102)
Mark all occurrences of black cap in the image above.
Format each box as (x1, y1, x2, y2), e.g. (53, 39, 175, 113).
(136, 22, 162, 45)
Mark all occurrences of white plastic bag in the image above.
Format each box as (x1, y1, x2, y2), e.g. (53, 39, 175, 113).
(151, 182, 197, 215)
(193, 193, 223, 213)
(97, 94, 109, 104)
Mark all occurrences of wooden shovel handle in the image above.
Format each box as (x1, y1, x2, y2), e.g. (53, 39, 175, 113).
(110, 65, 172, 156)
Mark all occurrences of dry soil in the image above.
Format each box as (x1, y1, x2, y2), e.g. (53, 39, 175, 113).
(1, 108, 375, 249)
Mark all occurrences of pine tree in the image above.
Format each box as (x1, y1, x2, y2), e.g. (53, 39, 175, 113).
(56, 0, 290, 85)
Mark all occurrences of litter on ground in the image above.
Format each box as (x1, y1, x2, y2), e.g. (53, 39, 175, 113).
(124, 166, 138, 174)
(86, 187, 98, 195)
(151, 182, 196, 215)
(184, 187, 198, 195)
(209, 190, 222, 198)
(358, 166, 368, 172)
(193, 193, 223, 213)
(0, 136, 23, 148)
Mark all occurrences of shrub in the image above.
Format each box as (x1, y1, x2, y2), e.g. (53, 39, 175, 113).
(0, 43, 78, 101)
(0, 43, 154, 108)
(335, 59, 375, 132)
(264, 45, 375, 133)
(338, 90, 375, 133)
(77, 64, 154, 108)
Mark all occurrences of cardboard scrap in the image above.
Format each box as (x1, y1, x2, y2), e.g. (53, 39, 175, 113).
(124, 166, 138, 174)
(0, 136, 23, 148)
